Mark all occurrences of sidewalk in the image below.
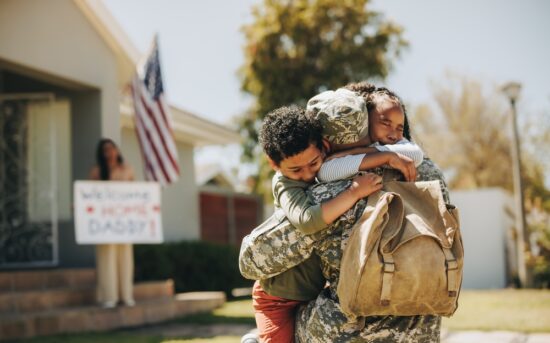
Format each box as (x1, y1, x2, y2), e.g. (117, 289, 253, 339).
(441, 329, 550, 343)
(131, 322, 256, 338)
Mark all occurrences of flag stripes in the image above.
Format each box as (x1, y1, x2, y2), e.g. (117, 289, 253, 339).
(131, 37, 180, 185)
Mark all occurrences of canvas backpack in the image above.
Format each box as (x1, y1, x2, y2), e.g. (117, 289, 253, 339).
(337, 180, 463, 318)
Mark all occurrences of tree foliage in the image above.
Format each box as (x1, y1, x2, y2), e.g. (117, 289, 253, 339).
(238, 0, 407, 196)
(410, 73, 550, 197)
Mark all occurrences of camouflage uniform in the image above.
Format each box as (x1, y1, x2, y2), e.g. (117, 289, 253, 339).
(239, 158, 449, 342)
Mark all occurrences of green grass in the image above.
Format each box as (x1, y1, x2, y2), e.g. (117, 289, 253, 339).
(175, 299, 255, 325)
(443, 289, 550, 333)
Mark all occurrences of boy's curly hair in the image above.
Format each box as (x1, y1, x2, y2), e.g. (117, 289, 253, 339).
(260, 105, 324, 166)
(344, 81, 412, 141)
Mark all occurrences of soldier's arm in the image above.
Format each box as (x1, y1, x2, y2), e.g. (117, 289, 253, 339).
(416, 157, 451, 204)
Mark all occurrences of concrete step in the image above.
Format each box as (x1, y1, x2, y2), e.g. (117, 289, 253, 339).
(0, 279, 174, 315)
(0, 268, 96, 292)
(0, 291, 226, 340)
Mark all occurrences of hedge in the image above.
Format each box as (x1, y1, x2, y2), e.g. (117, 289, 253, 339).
(134, 240, 253, 297)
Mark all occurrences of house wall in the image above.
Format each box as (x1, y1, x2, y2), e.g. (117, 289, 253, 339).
(121, 128, 200, 241)
(0, 0, 120, 143)
(450, 188, 514, 289)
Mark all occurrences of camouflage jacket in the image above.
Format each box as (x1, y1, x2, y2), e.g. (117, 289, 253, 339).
(239, 158, 449, 342)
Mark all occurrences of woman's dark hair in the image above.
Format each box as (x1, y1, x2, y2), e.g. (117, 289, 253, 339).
(260, 105, 324, 166)
(344, 82, 412, 141)
(96, 138, 124, 180)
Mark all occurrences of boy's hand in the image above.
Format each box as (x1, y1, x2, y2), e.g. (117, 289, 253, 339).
(387, 153, 416, 181)
(349, 173, 383, 199)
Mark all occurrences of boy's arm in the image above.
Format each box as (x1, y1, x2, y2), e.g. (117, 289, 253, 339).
(319, 173, 382, 225)
(372, 139, 424, 167)
(274, 181, 327, 235)
(275, 173, 382, 235)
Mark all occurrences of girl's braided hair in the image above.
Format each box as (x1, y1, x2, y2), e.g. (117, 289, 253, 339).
(343, 81, 411, 141)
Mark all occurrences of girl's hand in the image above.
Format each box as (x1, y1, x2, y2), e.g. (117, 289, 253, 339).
(387, 153, 416, 181)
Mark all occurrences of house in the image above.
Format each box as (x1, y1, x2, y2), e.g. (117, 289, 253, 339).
(0, 0, 239, 338)
(0, 0, 240, 270)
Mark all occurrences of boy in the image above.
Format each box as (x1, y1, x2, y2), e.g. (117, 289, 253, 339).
(253, 104, 415, 343)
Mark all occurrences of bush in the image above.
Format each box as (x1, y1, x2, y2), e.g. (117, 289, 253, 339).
(134, 241, 253, 297)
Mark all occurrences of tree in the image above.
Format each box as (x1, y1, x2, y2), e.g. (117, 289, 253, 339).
(238, 0, 407, 197)
(410, 74, 515, 190)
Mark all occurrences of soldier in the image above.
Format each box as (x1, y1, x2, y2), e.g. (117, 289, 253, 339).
(240, 84, 451, 342)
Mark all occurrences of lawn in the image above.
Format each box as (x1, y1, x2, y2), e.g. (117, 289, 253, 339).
(443, 289, 550, 333)
(16, 290, 550, 343)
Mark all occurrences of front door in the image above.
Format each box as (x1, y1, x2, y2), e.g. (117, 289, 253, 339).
(0, 93, 59, 268)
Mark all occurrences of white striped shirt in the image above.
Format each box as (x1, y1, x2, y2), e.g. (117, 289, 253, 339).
(371, 140, 424, 166)
(317, 139, 424, 182)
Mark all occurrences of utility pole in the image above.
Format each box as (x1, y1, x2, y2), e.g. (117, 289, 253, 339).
(501, 81, 531, 287)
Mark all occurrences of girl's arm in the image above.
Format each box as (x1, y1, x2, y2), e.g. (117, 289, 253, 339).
(318, 151, 416, 182)
(371, 139, 424, 167)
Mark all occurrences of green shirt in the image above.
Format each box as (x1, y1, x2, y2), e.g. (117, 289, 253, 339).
(271, 172, 327, 235)
(260, 253, 326, 301)
(260, 172, 328, 300)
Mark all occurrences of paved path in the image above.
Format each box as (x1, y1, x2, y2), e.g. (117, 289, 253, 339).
(130, 322, 256, 339)
(441, 329, 550, 343)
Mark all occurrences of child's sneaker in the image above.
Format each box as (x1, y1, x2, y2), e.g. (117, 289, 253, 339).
(241, 331, 259, 343)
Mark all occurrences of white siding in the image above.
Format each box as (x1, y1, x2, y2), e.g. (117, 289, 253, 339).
(0, 0, 120, 142)
(121, 128, 199, 241)
(450, 188, 514, 289)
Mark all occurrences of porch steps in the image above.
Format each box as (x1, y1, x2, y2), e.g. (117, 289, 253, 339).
(0, 269, 226, 340)
(0, 280, 174, 315)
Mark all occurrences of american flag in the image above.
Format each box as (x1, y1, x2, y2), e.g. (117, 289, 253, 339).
(131, 36, 180, 185)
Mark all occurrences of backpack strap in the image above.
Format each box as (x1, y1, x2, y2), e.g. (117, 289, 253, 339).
(380, 253, 395, 306)
(443, 247, 459, 297)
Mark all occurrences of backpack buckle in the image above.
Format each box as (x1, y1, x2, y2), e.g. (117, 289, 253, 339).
(383, 262, 395, 273)
(446, 259, 458, 270)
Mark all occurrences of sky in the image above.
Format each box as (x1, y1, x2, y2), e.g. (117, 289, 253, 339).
(104, 0, 550, 183)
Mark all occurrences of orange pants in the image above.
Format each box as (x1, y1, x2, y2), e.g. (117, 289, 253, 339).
(252, 281, 303, 343)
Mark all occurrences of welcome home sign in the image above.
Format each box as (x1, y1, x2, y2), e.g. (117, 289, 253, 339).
(74, 181, 163, 244)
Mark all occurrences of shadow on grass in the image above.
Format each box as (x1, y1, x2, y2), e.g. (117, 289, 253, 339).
(171, 298, 255, 326)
